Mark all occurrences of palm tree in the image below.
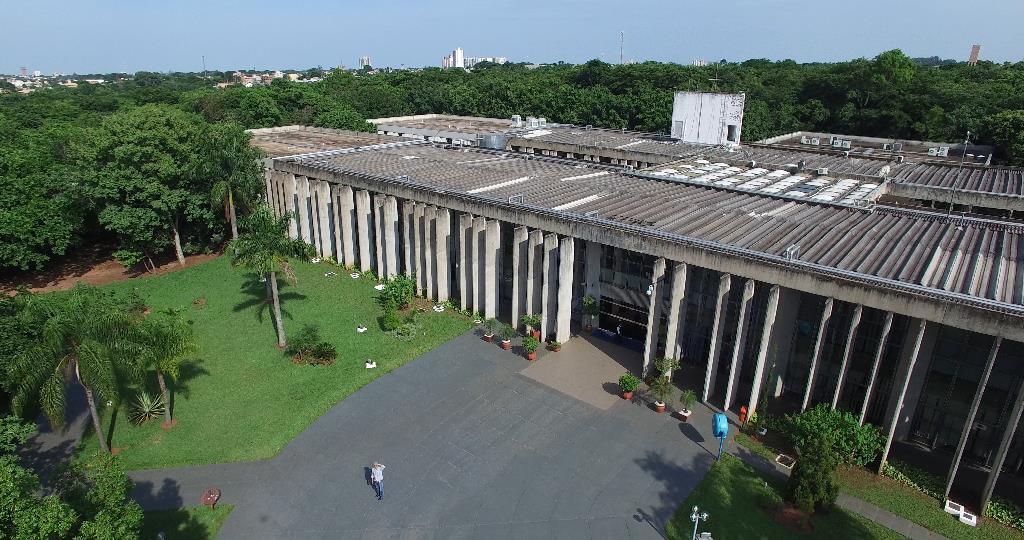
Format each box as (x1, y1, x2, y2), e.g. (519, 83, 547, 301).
(206, 123, 265, 240)
(228, 204, 314, 347)
(137, 310, 197, 427)
(11, 285, 141, 454)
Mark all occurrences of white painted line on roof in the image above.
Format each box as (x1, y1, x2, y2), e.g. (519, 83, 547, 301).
(457, 157, 517, 165)
(519, 129, 553, 139)
(560, 171, 609, 182)
(467, 176, 532, 194)
(552, 193, 607, 211)
(614, 140, 645, 149)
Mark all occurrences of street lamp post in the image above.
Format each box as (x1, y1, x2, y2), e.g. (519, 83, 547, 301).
(690, 506, 709, 540)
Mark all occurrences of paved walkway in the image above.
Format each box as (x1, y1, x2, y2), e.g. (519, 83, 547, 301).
(129, 331, 720, 539)
(520, 334, 642, 410)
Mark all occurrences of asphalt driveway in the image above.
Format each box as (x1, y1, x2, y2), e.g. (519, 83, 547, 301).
(130, 331, 717, 539)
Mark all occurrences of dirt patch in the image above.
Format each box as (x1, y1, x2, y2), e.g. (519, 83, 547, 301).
(771, 504, 813, 534)
(2, 247, 220, 294)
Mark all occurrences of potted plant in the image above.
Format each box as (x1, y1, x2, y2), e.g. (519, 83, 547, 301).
(522, 336, 539, 361)
(499, 323, 515, 350)
(582, 295, 599, 333)
(547, 340, 561, 352)
(654, 356, 680, 378)
(649, 376, 672, 413)
(482, 318, 498, 342)
(678, 389, 696, 422)
(618, 372, 641, 400)
(521, 313, 542, 340)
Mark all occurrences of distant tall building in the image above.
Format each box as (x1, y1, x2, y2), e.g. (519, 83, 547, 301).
(442, 47, 465, 69)
(359, 56, 372, 69)
(19, 66, 27, 77)
(464, 56, 508, 69)
(693, 59, 708, 67)
(968, 44, 981, 66)
(32, 70, 41, 77)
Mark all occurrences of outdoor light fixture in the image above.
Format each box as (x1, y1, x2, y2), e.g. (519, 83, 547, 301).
(645, 284, 654, 296)
(690, 506, 709, 540)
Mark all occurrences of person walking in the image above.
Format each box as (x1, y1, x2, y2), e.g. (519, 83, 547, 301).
(370, 462, 386, 501)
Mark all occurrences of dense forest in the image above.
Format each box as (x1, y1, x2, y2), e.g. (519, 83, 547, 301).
(2, 49, 1023, 275)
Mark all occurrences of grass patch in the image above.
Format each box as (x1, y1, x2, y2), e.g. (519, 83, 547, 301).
(666, 454, 901, 539)
(142, 505, 233, 539)
(78, 257, 473, 469)
(839, 466, 1024, 540)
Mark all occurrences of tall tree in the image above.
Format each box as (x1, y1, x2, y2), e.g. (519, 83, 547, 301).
(136, 310, 197, 426)
(10, 285, 140, 454)
(227, 204, 314, 347)
(92, 104, 212, 268)
(204, 123, 265, 240)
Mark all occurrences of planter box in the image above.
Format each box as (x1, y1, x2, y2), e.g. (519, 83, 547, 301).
(776, 454, 796, 469)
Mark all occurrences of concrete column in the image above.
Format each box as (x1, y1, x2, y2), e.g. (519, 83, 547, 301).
(264, 170, 275, 214)
(527, 230, 545, 321)
(472, 217, 487, 315)
(330, 185, 343, 264)
(284, 173, 298, 239)
(541, 233, 559, 341)
(315, 181, 332, 258)
(354, 189, 372, 272)
(483, 219, 500, 319)
(893, 323, 938, 442)
(413, 204, 425, 295)
(662, 263, 688, 364)
(768, 289, 802, 398)
(802, 298, 834, 411)
(268, 171, 281, 216)
(383, 196, 399, 278)
(859, 312, 894, 425)
(642, 258, 668, 376)
(373, 195, 385, 278)
(879, 319, 928, 473)
(296, 176, 313, 245)
(335, 186, 356, 268)
(944, 337, 1002, 501)
(458, 213, 473, 311)
(584, 240, 603, 329)
(401, 201, 413, 276)
(832, 304, 864, 409)
(423, 206, 437, 300)
(724, 279, 756, 412)
(511, 226, 529, 330)
(555, 236, 575, 343)
(747, 284, 781, 418)
(435, 208, 451, 302)
(702, 273, 732, 403)
(981, 377, 1024, 513)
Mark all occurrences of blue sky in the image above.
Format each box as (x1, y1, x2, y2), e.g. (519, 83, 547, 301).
(3, 0, 1022, 74)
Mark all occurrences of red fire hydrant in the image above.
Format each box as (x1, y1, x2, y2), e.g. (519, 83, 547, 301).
(739, 406, 748, 424)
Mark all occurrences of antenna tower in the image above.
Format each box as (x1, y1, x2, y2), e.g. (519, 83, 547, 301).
(619, 31, 624, 65)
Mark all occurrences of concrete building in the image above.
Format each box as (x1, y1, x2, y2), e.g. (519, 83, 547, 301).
(969, 44, 982, 66)
(252, 107, 1024, 516)
(442, 47, 465, 69)
(670, 91, 745, 145)
(359, 56, 372, 69)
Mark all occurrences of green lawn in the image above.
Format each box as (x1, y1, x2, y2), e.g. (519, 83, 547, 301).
(142, 505, 233, 539)
(78, 257, 473, 470)
(839, 466, 1024, 540)
(666, 454, 902, 540)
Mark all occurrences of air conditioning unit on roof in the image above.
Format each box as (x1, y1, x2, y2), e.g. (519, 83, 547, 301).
(883, 143, 893, 151)
(511, 114, 522, 127)
(928, 147, 939, 156)
(538, 117, 547, 127)
(937, 147, 949, 157)
(892, 143, 903, 152)
(841, 140, 852, 149)
(816, 167, 829, 176)
(800, 136, 810, 144)
(809, 137, 820, 145)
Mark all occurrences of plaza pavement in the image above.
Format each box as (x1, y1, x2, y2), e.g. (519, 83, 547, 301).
(129, 330, 721, 539)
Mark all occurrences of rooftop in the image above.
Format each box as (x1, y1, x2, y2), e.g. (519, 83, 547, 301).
(369, 114, 519, 136)
(248, 126, 403, 157)
(271, 140, 1024, 310)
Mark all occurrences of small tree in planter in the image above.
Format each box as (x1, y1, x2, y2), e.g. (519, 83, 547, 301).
(499, 323, 515, 350)
(678, 389, 696, 422)
(654, 356, 680, 377)
(649, 376, 673, 413)
(522, 336, 539, 360)
(618, 372, 641, 400)
(582, 295, 599, 333)
(547, 340, 562, 352)
(520, 313, 541, 339)
(482, 318, 499, 342)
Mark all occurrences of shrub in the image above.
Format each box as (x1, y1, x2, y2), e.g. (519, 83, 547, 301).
(522, 336, 539, 353)
(285, 324, 321, 356)
(499, 323, 515, 341)
(654, 356, 680, 376)
(787, 433, 840, 515)
(128, 392, 166, 425)
(880, 460, 943, 500)
(380, 308, 403, 331)
(547, 340, 562, 350)
(986, 496, 1024, 530)
(482, 318, 499, 336)
(649, 376, 673, 404)
(582, 295, 599, 320)
(786, 404, 882, 467)
(309, 342, 337, 364)
(679, 389, 696, 411)
(380, 274, 415, 308)
(389, 321, 423, 342)
(520, 313, 541, 329)
(618, 372, 641, 393)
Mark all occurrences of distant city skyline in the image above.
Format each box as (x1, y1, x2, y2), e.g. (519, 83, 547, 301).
(3, 0, 1023, 74)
